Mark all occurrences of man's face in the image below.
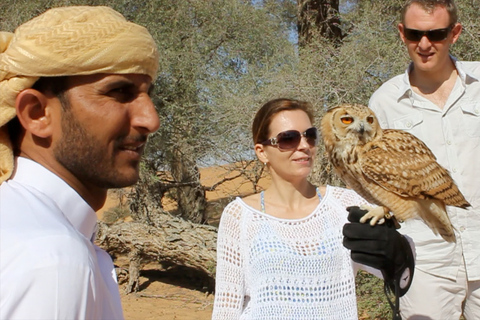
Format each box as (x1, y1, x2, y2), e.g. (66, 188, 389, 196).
(398, 3, 460, 74)
(53, 73, 159, 190)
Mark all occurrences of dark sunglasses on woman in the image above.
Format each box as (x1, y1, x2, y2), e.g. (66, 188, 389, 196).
(261, 127, 318, 150)
(403, 24, 453, 42)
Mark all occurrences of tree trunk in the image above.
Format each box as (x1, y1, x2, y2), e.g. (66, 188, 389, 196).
(297, 0, 343, 46)
(128, 167, 168, 226)
(171, 146, 208, 224)
(96, 214, 217, 294)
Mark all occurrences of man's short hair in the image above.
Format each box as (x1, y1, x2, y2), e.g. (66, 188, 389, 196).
(31, 77, 69, 97)
(400, 0, 458, 25)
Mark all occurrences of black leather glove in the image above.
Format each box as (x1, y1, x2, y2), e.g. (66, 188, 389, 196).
(342, 206, 415, 297)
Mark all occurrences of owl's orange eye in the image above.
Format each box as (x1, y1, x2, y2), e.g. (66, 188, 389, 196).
(367, 116, 374, 124)
(341, 116, 353, 124)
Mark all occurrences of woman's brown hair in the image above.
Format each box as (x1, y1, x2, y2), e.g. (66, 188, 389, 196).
(252, 98, 315, 144)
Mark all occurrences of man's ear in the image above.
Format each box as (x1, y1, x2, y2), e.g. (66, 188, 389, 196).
(398, 23, 407, 44)
(451, 22, 462, 44)
(15, 89, 54, 138)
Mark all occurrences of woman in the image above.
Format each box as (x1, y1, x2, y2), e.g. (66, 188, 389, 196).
(212, 98, 413, 319)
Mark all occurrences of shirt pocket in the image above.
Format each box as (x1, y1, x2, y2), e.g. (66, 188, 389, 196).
(460, 102, 480, 137)
(392, 112, 424, 138)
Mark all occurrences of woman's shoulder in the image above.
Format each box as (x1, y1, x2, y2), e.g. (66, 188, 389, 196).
(324, 185, 349, 196)
(218, 196, 263, 231)
(324, 185, 367, 206)
(241, 193, 261, 210)
(221, 195, 257, 219)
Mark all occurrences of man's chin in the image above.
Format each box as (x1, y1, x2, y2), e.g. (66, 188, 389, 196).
(414, 54, 436, 66)
(113, 174, 140, 188)
(101, 169, 140, 189)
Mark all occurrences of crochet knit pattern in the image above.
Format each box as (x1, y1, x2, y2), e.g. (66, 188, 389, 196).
(213, 186, 369, 319)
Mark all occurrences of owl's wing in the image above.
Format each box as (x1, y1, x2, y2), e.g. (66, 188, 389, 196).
(360, 129, 466, 205)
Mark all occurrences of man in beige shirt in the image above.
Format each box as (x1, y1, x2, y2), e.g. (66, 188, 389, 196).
(369, 1, 480, 318)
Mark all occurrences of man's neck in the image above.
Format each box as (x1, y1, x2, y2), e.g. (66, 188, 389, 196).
(18, 150, 108, 211)
(409, 61, 458, 109)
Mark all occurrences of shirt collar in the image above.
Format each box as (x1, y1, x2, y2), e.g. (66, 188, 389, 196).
(398, 55, 479, 101)
(11, 157, 97, 241)
(452, 56, 480, 84)
(398, 65, 413, 101)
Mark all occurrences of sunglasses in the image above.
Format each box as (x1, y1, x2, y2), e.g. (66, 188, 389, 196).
(403, 25, 453, 42)
(261, 127, 318, 150)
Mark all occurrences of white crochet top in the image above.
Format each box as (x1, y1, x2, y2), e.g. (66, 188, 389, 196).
(212, 185, 369, 320)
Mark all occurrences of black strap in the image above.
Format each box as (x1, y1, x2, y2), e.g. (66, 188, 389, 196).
(383, 275, 401, 320)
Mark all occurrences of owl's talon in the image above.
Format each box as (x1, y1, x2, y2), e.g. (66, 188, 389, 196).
(370, 216, 385, 226)
(359, 212, 373, 224)
(359, 205, 388, 226)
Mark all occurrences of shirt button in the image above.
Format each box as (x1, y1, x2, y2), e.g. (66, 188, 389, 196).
(452, 168, 457, 173)
(447, 140, 452, 145)
(474, 108, 479, 114)
(460, 226, 466, 232)
(406, 121, 412, 128)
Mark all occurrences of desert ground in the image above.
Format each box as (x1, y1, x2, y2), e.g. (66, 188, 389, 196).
(117, 260, 214, 320)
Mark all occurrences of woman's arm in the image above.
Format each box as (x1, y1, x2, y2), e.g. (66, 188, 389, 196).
(212, 201, 246, 320)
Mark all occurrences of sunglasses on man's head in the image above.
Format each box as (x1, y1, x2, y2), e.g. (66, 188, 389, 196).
(261, 127, 318, 150)
(403, 25, 453, 42)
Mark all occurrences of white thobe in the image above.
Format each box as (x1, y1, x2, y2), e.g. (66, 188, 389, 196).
(0, 157, 124, 319)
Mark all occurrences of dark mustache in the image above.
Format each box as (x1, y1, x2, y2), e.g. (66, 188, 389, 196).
(116, 135, 148, 147)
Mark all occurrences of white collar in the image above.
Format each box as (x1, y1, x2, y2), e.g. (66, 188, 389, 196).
(398, 55, 480, 101)
(11, 157, 97, 241)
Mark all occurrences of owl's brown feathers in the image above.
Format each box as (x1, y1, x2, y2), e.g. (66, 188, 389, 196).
(321, 104, 470, 242)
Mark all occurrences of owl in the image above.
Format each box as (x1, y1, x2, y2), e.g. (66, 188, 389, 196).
(320, 104, 470, 242)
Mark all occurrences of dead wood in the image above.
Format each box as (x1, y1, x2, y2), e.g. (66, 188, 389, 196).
(96, 213, 218, 294)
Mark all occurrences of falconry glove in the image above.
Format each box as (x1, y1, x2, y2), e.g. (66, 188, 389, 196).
(342, 206, 415, 320)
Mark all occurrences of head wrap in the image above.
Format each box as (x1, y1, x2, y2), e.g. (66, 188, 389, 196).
(0, 6, 159, 183)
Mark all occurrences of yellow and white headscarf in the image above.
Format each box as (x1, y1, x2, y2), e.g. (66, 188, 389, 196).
(0, 6, 159, 183)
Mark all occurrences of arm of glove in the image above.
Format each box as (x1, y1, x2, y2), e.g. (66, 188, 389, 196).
(342, 206, 415, 296)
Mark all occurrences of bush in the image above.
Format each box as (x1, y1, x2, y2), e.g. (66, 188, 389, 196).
(356, 271, 391, 320)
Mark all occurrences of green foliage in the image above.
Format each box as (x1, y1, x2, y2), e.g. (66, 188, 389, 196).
(452, 1, 480, 61)
(0, 0, 115, 31)
(144, 0, 297, 166)
(356, 271, 391, 319)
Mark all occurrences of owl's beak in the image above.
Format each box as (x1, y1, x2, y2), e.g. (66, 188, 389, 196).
(358, 123, 365, 135)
